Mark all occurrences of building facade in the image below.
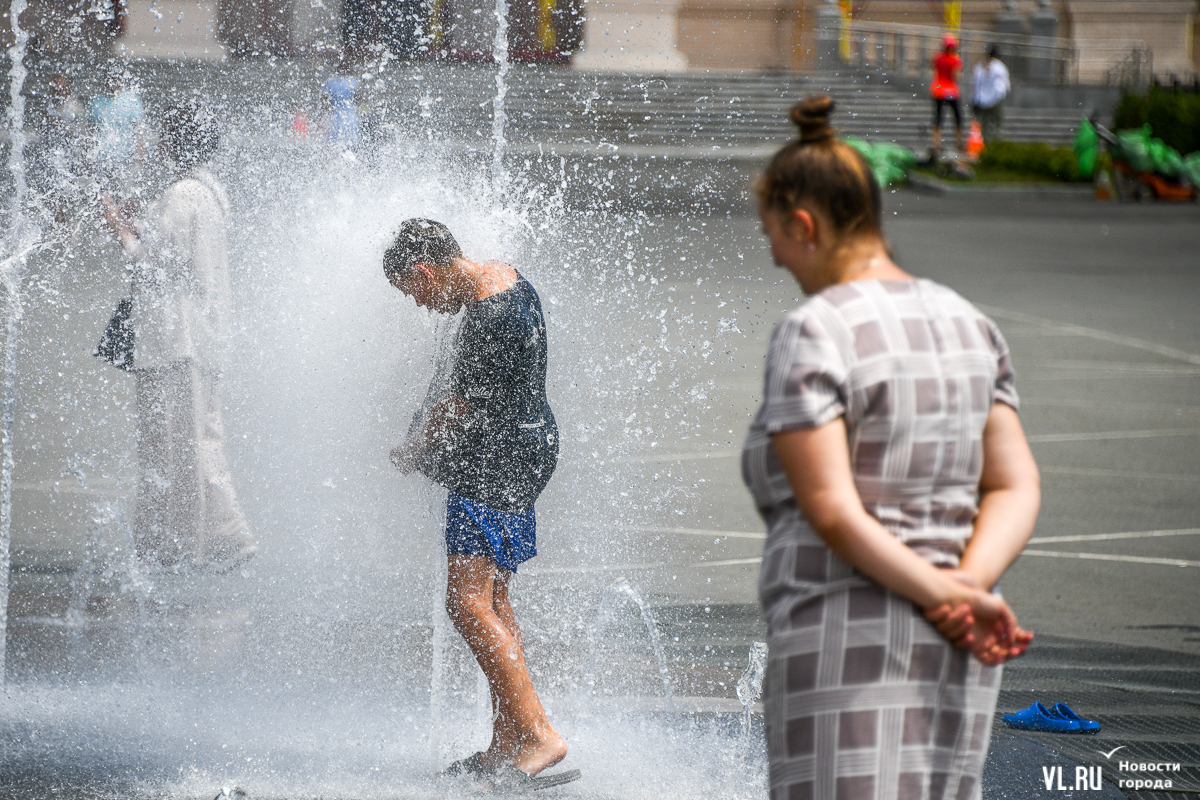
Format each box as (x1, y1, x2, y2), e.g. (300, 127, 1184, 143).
(1, 0, 1195, 79)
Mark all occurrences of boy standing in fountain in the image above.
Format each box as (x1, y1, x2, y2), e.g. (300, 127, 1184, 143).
(384, 219, 576, 789)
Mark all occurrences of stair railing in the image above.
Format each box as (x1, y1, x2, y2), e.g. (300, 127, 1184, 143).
(1100, 42, 1154, 87)
(824, 20, 1076, 85)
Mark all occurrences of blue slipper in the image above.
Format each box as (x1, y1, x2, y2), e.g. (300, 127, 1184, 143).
(1003, 702, 1082, 732)
(1049, 703, 1101, 734)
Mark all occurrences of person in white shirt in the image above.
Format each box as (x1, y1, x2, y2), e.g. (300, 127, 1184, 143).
(102, 103, 258, 572)
(972, 45, 1011, 145)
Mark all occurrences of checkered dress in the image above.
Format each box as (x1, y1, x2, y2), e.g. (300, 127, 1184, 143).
(741, 279, 1019, 800)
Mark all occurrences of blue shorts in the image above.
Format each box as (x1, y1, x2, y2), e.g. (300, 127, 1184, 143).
(445, 491, 537, 573)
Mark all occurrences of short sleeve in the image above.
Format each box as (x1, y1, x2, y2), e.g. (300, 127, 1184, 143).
(757, 309, 848, 433)
(977, 315, 1020, 411)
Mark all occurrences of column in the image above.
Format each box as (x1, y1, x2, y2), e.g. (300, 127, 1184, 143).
(114, 0, 228, 59)
(1027, 0, 1060, 82)
(815, 0, 840, 71)
(572, 0, 689, 72)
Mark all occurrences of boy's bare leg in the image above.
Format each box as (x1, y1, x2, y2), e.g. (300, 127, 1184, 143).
(446, 554, 567, 776)
(474, 569, 522, 764)
(486, 570, 525, 762)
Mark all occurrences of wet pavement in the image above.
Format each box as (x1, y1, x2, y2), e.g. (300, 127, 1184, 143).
(562, 192, 1200, 656)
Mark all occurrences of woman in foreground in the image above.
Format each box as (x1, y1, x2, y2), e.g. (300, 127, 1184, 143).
(742, 95, 1039, 800)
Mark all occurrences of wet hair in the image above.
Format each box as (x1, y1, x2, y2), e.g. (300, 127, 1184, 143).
(755, 94, 882, 241)
(383, 219, 463, 283)
(161, 101, 219, 168)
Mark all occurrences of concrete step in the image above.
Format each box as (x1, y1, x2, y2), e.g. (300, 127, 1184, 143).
(38, 59, 1080, 150)
(492, 68, 1081, 148)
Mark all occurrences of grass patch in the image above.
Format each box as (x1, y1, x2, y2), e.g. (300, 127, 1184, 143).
(978, 141, 1083, 181)
(910, 141, 1087, 183)
(912, 164, 1077, 183)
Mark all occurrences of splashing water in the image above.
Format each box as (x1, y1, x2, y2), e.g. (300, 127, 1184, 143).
(588, 577, 675, 712)
(1, 0, 34, 686)
(736, 641, 767, 741)
(85, 0, 114, 21)
(490, 0, 509, 199)
(0, 53, 770, 798)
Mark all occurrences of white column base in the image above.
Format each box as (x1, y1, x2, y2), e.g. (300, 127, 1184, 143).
(573, 0, 689, 72)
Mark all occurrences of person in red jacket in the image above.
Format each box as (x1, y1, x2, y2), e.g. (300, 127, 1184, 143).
(930, 34, 964, 155)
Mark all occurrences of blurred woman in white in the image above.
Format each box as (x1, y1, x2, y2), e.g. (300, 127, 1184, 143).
(102, 103, 257, 572)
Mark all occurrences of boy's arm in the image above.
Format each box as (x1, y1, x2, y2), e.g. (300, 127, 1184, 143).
(392, 308, 522, 473)
(391, 394, 470, 474)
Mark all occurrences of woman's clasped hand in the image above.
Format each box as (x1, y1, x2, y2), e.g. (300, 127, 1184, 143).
(924, 570, 1034, 666)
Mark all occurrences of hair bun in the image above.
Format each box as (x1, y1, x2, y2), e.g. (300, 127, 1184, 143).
(790, 94, 836, 143)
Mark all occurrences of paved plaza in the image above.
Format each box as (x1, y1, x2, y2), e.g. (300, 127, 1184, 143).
(589, 192, 1200, 658)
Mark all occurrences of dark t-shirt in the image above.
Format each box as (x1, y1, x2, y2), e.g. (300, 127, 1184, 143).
(414, 275, 558, 512)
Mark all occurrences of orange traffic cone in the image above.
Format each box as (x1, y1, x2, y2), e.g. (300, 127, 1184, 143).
(966, 120, 985, 161)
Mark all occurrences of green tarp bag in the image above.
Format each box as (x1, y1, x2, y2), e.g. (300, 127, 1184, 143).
(1147, 137, 1185, 179)
(1115, 125, 1185, 178)
(1184, 152, 1200, 188)
(845, 136, 917, 187)
(1073, 117, 1098, 179)
(1115, 126, 1155, 173)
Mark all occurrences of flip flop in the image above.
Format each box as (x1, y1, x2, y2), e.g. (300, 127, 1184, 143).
(484, 764, 582, 793)
(444, 751, 491, 776)
(1002, 702, 1081, 732)
(1049, 702, 1101, 734)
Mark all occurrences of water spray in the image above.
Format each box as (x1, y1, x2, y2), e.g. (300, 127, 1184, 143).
(490, 0, 510, 200)
(587, 578, 675, 712)
(0, 0, 32, 686)
(735, 641, 767, 741)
